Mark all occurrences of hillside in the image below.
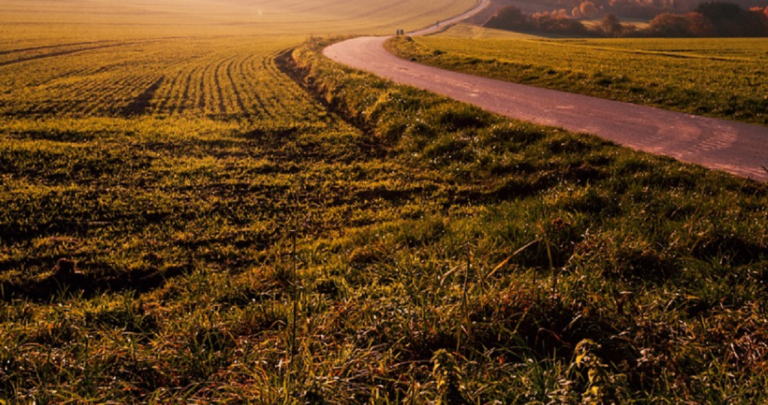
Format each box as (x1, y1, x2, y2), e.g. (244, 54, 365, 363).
(3, 0, 768, 402)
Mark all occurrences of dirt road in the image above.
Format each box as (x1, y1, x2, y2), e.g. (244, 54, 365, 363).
(324, 36, 768, 182)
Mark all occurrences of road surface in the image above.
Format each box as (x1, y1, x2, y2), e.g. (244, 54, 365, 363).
(324, 36, 768, 182)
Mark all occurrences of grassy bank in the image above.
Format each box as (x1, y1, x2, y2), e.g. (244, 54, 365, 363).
(388, 36, 768, 125)
(2, 35, 768, 402)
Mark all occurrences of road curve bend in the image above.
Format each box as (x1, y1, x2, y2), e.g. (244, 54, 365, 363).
(324, 36, 768, 182)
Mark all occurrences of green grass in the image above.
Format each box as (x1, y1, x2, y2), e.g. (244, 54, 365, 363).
(2, 1, 768, 401)
(3, 34, 768, 402)
(388, 36, 768, 125)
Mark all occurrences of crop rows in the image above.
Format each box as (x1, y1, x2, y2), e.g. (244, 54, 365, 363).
(3, 36, 768, 402)
(0, 38, 325, 121)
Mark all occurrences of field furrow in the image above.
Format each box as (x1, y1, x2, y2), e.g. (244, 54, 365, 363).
(226, 57, 249, 116)
(0, 42, 133, 68)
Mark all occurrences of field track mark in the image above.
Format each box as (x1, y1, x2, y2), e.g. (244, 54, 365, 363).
(240, 54, 271, 118)
(233, 54, 266, 117)
(0, 42, 136, 68)
(198, 59, 215, 111)
(178, 65, 200, 114)
(260, 56, 295, 118)
(24, 67, 94, 88)
(0, 40, 113, 56)
(538, 41, 757, 63)
(151, 69, 179, 114)
(212, 57, 230, 114)
(226, 57, 248, 115)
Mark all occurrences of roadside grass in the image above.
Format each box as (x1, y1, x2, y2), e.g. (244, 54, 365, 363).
(288, 37, 768, 402)
(388, 35, 768, 125)
(2, 33, 768, 402)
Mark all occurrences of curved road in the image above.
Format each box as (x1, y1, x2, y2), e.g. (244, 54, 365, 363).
(324, 37, 768, 182)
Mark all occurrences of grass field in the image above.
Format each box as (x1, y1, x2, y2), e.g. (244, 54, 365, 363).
(390, 35, 768, 125)
(432, 23, 545, 39)
(3, 0, 768, 402)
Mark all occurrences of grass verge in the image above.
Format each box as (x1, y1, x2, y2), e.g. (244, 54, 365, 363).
(387, 35, 768, 126)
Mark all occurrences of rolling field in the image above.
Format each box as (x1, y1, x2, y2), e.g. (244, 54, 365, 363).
(390, 36, 768, 125)
(3, 0, 768, 403)
(0, 39, 326, 119)
(432, 23, 545, 39)
(0, 0, 484, 402)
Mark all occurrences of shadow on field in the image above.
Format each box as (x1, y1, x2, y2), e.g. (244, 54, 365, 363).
(0, 259, 191, 301)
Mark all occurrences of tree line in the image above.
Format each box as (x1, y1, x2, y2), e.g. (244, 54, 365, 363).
(484, 2, 768, 38)
(516, 0, 767, 20)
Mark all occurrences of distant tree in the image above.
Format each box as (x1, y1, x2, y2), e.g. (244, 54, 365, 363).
(485, 6, 530, 30)
(644, 4, 766, 37)
(531, 12, 589, 35)
(681, 12, 714, 36)
(485, 6, 590, 36)
(492, 0, 768, 20)
(694, 1, 767, 36)
(601, 13, 624, 37)
(695, 2, 743, 22)
(648, 13, 695, 36)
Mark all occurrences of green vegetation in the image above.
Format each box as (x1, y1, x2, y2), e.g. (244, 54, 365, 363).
(3, 30, 768, 401)
(389, 36, 768, 125)
(3, 0, 768, 402)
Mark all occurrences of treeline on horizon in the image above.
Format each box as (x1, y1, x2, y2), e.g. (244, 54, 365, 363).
(521, 0, 768, 19)
(485, 1, 768, 37)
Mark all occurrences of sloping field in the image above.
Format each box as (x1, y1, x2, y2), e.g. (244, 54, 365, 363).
(0, 0, 477, 40)
(432, 23, 544, 39)
(0, 0, 479, 119)
(0, 39, 326, 119)
(0, 0, 486, 402)
(3, 0, 768, 403)
(390, 36, 768, 125)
